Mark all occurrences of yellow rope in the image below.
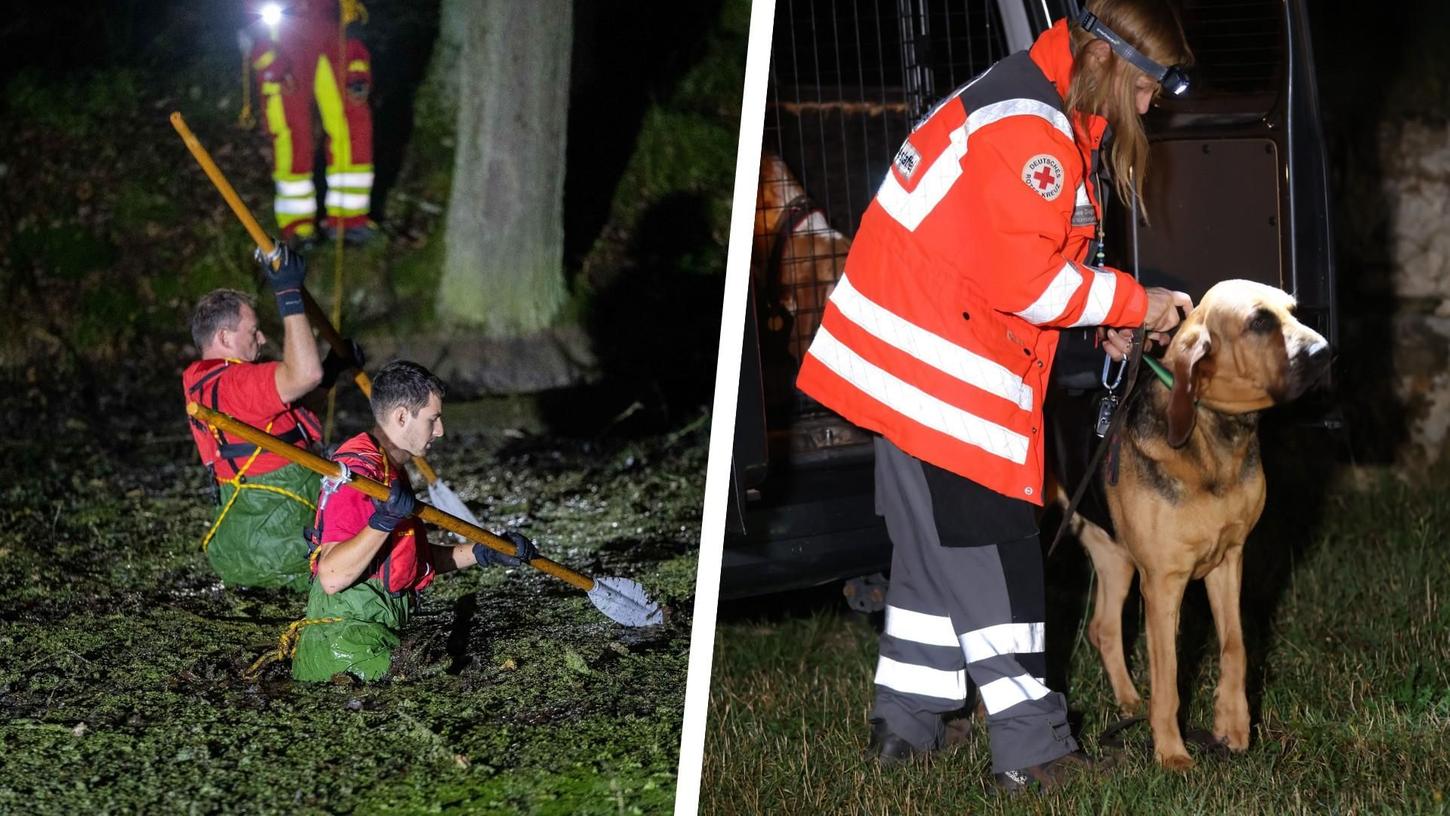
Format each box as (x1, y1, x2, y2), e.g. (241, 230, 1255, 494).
(244, 616, 345, 678)
(198, 420, 315, 551)
(199, 434, 267, 551)
(239, 49, 255, 128)
(323, 191, 346, 444)
(322, 0, 354, 445)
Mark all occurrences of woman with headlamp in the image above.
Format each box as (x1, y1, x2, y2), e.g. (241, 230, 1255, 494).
(795, 0, 1195, 792)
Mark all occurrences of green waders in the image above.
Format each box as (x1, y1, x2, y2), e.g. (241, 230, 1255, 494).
(291, 577, 416, 682)
(204, 462, 320, 592)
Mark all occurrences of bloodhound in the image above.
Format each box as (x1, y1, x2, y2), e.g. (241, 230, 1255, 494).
(1069, 279, 1331, 770)
(752, 151, 851, 357)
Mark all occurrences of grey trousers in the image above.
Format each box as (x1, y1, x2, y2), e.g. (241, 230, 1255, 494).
(870, 436, 1078, 773)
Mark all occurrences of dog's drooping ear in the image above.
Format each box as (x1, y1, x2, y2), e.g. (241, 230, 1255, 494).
(1167, 326, 1212, 447)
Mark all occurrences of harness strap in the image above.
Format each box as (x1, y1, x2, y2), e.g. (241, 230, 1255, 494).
(188, 363, 244, 475)
(218, 425, 307, 460)
(307, 446, 402, 595)
(198, 421, 317, 552)
(188, 360, 319, 476)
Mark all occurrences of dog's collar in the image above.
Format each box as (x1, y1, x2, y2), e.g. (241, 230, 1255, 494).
(1144, 355, 1175, 389)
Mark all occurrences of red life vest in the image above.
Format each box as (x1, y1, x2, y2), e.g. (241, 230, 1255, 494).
(796, 21, 1148, 505)
(309, 432, 434, 596)
(183, 358, 322, 481)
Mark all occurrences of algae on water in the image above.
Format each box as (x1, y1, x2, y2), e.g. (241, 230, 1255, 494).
(0, 409, 705, 814)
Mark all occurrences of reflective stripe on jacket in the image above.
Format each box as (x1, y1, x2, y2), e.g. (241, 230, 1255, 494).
(796, 21, 1148, 505)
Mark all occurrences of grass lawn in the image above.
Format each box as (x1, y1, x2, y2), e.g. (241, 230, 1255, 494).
(703, 459, 1450, 815)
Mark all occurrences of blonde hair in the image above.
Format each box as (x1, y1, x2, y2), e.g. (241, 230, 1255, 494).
(1063, 0, 1192, 208)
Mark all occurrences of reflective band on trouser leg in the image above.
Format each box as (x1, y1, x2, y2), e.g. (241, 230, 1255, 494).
(274, 195, 318, 236)
(326, 171, 374, 189)
(264, 76, 317, 237)
(326, 170, 373, 220)
(291, 577, 415, 682)
(929, 460, 1076, 772)
(315, 51, 374, 228)
(324, 189, 370, 216)
(872, 436, 1078, 772)
(869, 437, 970, 752)
(274, 177, 318, 236)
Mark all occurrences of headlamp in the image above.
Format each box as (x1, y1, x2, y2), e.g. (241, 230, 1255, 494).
(260, 3, 284, 28)
(1073, 7, 1191, 97)
(1159, 64, 1191, 98)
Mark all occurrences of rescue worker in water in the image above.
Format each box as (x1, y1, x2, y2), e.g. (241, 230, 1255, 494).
(182, 246, 360, 591)
(291, 360, 538, 682)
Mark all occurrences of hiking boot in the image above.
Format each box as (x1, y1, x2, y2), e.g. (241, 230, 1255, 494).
(287, 226, 319, 253)
(320, 219, 378, 246)
(342, 221, 376, 246)
(864, 719, 930, 766)
(993, 750, 1096, 793)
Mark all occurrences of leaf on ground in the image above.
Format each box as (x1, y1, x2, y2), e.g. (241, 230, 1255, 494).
(563, 648, 591, 675)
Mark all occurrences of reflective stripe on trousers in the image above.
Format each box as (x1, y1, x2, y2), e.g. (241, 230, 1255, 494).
(870, 435, 1078, 773)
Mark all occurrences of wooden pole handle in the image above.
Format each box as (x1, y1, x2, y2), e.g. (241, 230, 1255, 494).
(187, 402, 594, 591)
(170, 112, 441, 485)
(170, 112, 276, 256)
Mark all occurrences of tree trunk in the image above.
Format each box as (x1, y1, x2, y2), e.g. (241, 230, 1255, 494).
(434, 0, 571, 335)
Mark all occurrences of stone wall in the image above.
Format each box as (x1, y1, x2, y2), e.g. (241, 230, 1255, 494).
(1371, 121, 1450, 468)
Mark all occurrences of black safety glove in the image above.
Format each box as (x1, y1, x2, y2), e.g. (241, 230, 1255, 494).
(368, 478, 418, 533)
(474, 530, 539, 568)
(255, 242, 307, 318)
(319, 339, 366, 390)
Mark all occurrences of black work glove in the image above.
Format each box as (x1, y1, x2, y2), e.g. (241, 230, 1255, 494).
(474, 530, 539, 568)
(320, 339, 366, 390)
(255, 242, 307, 318)
(368, 478, 418, 533)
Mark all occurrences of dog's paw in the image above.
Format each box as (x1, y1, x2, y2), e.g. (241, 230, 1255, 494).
(1116, 695, 1144, 717)
(1213, 727, 1249, 752)
(1156, 750, 1195, 772)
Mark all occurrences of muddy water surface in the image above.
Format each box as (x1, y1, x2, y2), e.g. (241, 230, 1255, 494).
(0, 393, 704, 814)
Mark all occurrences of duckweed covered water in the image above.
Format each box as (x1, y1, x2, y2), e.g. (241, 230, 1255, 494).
(0, 397, 704, 814)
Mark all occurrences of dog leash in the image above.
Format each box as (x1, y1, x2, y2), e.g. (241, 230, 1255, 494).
(1047, 327, 1145, 559)
(1047, 173, 1172, 559)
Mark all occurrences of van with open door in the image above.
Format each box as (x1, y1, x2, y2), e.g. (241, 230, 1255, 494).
(724, 0, 1337, 602)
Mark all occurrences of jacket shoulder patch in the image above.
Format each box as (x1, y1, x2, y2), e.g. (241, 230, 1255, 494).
(1022, 154, 1065, 200)
(894, 141, 922, 180)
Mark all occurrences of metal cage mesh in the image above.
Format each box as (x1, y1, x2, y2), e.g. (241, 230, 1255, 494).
(753, 0, 1008, 419)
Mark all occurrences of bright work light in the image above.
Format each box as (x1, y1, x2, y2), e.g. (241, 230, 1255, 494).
(260, 3, 283, 27)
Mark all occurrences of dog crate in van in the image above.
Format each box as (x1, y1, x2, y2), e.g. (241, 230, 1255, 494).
(724, 0, 1338, 600)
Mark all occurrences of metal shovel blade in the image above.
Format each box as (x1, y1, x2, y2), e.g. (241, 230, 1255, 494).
(588, 576, 664, 627)
(427, 478, 483, 527)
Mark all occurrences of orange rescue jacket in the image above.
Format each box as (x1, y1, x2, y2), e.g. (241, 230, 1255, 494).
(796, 21, 1148, 505)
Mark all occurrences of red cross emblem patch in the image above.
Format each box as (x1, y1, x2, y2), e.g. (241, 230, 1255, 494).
(1022, 154, 1065, 201)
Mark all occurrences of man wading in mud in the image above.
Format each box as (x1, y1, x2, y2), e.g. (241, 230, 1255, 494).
(291, 360, 539, 682)
(183, 245, 361, 591)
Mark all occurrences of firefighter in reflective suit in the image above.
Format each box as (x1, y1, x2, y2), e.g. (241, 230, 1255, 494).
(246, 0, 375, 245)
(796, 1, 1194, 791)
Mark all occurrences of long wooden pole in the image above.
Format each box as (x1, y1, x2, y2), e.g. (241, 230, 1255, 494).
(187, 402, 595, 592)
(169, 111, 440, 484)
